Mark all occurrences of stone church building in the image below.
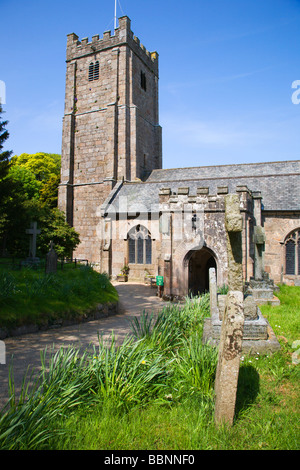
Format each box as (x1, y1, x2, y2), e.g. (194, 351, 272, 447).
(58, 16, 300, 297)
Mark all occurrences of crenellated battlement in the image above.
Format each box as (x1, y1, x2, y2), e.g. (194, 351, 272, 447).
(66, 16, 158, 74)
(158, 185, 253, 213)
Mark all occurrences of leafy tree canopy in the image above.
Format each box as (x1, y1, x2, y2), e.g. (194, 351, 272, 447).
(0, 104, 12, 183)
(0, 149, 80, 258)
(11, 152, 61, 182)
(8, 165, 41, 201)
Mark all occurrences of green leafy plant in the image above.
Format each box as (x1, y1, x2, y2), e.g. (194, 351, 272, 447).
(175, 333, 218, 397)
(120, 265, 129, 275)
(217, 284, 229, 295)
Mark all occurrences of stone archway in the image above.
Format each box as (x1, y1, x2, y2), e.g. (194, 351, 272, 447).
(186, 247, 217, 296)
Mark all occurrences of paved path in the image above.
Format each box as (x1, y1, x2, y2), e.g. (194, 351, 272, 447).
(0, 282, 164, 410)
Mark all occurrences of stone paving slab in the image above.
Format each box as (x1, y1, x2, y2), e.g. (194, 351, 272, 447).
(0, 282, 164, 410)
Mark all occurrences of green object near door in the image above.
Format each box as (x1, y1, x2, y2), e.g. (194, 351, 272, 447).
(156, 276, 164, 286)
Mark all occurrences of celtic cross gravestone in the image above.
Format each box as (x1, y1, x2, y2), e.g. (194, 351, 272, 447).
(26, 221, 41, 263)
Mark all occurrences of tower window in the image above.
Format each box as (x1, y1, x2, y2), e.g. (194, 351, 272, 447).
(89, 62, 94, 81)
(141, 71, 147, 91)
(284, 229, 300, 275)
(94, 61, 99, 80)
(88, 61, 100, 81)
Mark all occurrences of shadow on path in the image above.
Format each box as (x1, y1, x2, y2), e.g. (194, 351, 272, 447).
(0, 282, 164, 410)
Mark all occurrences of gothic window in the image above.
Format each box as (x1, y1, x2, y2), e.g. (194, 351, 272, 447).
(88, 61, 99, 81)
(284, 229, 300, 275)
(128, 225, 152, 265)
(141, 71, 147, 91)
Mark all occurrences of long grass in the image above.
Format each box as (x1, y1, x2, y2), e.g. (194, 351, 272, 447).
(0, 295, 212, 449)
(0, 286, 299, 450)
(0, 265, 118, 329)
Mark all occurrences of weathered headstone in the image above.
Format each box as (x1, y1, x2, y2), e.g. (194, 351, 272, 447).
(25, 221, 41, 264)
(245, 192, 280, 305)
(214, 290, 244, 426)
(203, 191, 280, 356)
(253, 225, 265, 281)
(26, 221, 41, 259)
(214, 194, 244, 426)
(46, 241, 58, 274)
(243, 294, 258, 320)
(209, 267, 217, 314)
(0, 340, 5, 365)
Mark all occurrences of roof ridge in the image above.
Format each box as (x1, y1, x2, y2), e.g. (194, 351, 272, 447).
(149, 159, 300, 173)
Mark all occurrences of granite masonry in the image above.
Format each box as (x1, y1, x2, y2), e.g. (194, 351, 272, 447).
(58, 16, 300, 296)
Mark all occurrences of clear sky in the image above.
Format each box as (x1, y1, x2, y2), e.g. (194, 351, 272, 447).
(1, 0, 300, 169)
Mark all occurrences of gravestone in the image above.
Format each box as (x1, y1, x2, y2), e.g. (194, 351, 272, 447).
(209, 267, 217, 314)
(46, 241, 58, 274)
(245, 192, 280, 306)
(0, 340, 5, 365)
(213, 194, 245, 426)
(224, 194, 243, 292)
(25, 221, 41, 265)
(214, 290, 244, 426)
(202, 191, 280, 355)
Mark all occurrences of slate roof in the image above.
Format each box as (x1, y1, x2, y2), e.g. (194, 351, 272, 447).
(107, 160, 300, 213)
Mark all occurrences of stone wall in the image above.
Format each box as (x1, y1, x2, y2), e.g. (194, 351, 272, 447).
(158, 186, 254, 298)
(263, 212, 300, 284)
(106, 217, 160, 280)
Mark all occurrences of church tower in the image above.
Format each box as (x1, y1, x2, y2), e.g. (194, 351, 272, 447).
(58, 16, 162, 263)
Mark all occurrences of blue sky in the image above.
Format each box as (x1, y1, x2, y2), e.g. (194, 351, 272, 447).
(1, 0, 300, 169)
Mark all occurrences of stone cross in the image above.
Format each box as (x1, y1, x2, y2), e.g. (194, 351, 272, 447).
(253, 225, 266, 280)
(214, 193, 245, 426)
(46, 241, 58, 274)
(224, 194, 243, 291)
(26, 221, 41, 259)
(214, 290, 244, 426)
(252, 191, 265, 280)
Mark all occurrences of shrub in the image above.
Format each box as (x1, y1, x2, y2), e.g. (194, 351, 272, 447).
(0, 272, 18, 305)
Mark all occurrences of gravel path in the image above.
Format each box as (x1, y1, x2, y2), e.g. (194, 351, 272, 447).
(0, 282, 164, 410)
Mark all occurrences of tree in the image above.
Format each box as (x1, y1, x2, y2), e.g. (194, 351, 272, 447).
(39, 173, 60, 208)
(10, 152, 61, 207)
(11, 152, 61, 181)
(0, 104, 12, 180)
(0, 150, 80, 258)
(37, 207, 80, 258)
(0, 105, 13, 253)
(8, 165, 41, 200)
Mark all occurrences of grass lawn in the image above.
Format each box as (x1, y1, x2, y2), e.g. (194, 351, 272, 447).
(0, 286, 299, 450)
(0, 263, 118, 330)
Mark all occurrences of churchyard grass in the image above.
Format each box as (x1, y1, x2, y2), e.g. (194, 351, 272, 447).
(0, 264, 118, 330)
(0, 286, 299, 450)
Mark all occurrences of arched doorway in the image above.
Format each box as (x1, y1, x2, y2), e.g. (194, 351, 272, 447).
(187, 247, 217, 296)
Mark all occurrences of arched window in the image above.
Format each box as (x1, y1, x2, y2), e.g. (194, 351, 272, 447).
(284, 229, 300, 275)
(128, 225, 152, 265)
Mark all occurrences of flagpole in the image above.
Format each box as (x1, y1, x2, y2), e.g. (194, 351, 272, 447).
(114, 0, 117, 30)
